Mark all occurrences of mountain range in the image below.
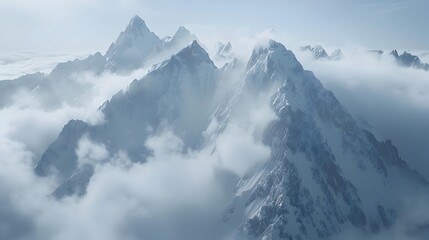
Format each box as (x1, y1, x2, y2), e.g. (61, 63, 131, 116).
(0, 15, 199, 109)
(369, 49, 429, 71)
(301, 45, 344, 61)
(1, 15, 428, 240)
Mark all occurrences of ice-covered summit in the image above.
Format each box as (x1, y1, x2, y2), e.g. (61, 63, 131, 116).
(161, 26, 199, 51)
(246, 39, 303, 90)
(212, 41, 233, 59)
(370, 49, 429, 71)
(301, 44, 344, 60)
(105, 15, 162, 73)
(210, 41, 235, 68)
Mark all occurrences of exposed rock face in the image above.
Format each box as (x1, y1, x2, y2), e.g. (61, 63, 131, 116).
(222, 40, 424, 240)
(27, 22, 425, 239)
(36, 41, 219, 189)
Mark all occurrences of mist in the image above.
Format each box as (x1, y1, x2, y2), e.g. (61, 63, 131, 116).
(1, 5, 429, 239)
(295, 49, 429, 179)
(0, 52, 89, 79)
(0, 45, 277, 239)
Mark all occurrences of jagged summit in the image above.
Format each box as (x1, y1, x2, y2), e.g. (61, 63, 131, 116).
(163, 26, 199, 50)
(390, 49, 399, 57)
(212, 41, 232, 58)
(17, 17, 427, 240)
(248, 39, 303, 76)
(174, 26, 191, 37)
(370, 49, 429, 71)
(301, 44, 343, 60)
(172, 40, 214, 66)
(210, 41, 234, 68)
(105, 15, 162, 72)
(126, 15, 150, 33)
(129, 15, 144, 26)
(37, 41, 219, 187)
(330, 49, 344, 60)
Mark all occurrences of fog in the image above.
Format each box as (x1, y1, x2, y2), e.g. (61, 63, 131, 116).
(0, 46, 276, 239)
(295, 49, 429, 179)
(1, 21, 429, 239)
(0, 52, 89, 79)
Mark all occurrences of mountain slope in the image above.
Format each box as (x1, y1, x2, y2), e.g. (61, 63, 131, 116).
(32, 37, 426, 240)
(0, 72, 45, 108)
(220, 40, 426, 240)
(0, 52, 106, 109)
(105, 15, 162, 73)
(0, 16, 200, 110)
(35, 41, 218, 187)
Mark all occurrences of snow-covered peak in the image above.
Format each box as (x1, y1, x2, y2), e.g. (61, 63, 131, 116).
(105, 15, 162, 73)
(248, 39, 303, 76)
(36, 40, 219, 189)
(210, 41, 234, 67)
(302, 45, 344, 61)
(313, 45, 329, 57)
(330, 49, 344, 60)
(163, 26, 198, 49)
(110, 15, 158, 49)
(171, 40, 215, 67)
(243, 40, 304, 91)
(370, 49, 429, 71)
(301, 45, 330, 59)
(126, 15, 151, 35)
(173, 26, 192, 38)
(212, 41, 232, 58)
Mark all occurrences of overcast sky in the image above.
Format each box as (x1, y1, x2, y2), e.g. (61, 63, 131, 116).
(0, 0, 428, 53)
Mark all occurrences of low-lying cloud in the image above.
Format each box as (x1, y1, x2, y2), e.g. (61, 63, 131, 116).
(295, 49, 429, 180)
(0, 52, 89, 80)
(2, 31, 429, 240)
(0, 51, 275, 240)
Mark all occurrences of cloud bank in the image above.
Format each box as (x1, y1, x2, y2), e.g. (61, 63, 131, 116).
(0, 49, 275, 240)
(1, 24, 428, 240)
(0, 52, 89, 80)
(295, 47, 429, 180)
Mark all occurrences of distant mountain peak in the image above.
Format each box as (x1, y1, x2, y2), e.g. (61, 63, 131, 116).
(167, 26, 198, 45)
(105, 15, 162, 72)
(370, 49, 429, 71)
(212, 41, 232, 58)
(302, 44, 344, 60)
(123, 15, 152, 37)
(390, 49, 399, 57)
(175, 26, 191, 36)
(129, 15, 145, 27)
(210, 41, 235, 68)
(330, 49, 344, 60)
(301, 44, 329, 59)
(159, 26, 199, 55)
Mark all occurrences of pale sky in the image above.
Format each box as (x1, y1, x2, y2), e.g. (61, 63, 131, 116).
(0, 0, 428, 53)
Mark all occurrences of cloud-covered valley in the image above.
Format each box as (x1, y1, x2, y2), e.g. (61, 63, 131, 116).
(1, 14, 429, 240)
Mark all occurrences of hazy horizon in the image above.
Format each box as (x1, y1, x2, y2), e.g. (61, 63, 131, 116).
(1, 0, 428, 53)
(1, 2, 429, 240)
